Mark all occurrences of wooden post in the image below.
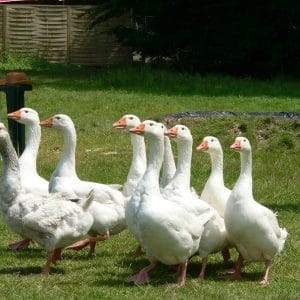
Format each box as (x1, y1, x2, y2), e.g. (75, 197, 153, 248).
(0, 84, 32, 155)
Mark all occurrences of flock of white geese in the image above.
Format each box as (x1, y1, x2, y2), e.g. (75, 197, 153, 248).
(0, 107, 287, 287)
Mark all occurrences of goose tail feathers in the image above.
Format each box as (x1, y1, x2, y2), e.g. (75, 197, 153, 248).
(79, 189, 94, 210)
(278, 228, 288, 252)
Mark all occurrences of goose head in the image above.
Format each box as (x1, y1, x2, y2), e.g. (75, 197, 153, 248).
(230, 137, 251, 153)
(113, 114, 141, 130)
(40, 114, 73, 131)
(7, 107, 40, 125)
(130, 120, 164, 139)
(166, 125, 192, 143)
(196, 136, 222, 153)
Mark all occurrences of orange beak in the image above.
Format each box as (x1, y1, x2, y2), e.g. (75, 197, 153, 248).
(196, 140, 208, 152)
(113, 117, 126, 129)
(129, 123, 145, 135)
(7, 110, 21, 121)
(40, 117, 53, 128)
(166, 127, 178, 138)
(230, 140, 241, 151)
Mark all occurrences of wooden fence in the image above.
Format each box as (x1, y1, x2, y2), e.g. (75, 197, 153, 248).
(0, 5, 131, 65)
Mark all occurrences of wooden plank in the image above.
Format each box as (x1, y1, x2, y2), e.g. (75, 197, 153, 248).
(1, 4, 131, 65)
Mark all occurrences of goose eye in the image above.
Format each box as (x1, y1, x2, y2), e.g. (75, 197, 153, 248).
(161, 125, 164, 128)
(24, 110, 29, 113)
(211, 139, 214, 142)
(243, 139, 246, 142)
(150, 123, 154, 126)
(181, 127, 185, 130)
(129, 117, 133, 120)
(56, 116, 61, 120)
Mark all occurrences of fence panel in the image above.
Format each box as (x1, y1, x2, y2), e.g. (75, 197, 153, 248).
(0, 4, 131, 65)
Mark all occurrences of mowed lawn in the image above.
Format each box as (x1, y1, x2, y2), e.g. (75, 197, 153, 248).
(0, 63, 299, 299)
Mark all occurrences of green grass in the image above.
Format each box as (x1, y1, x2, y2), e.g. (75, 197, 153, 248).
(0, 56, 299, 299)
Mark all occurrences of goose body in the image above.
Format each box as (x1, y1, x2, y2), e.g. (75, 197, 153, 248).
(224, 137, 287, 284)
(126, 121, 213, 287)
(164, 126, 228, 279)
(0, 122, 93, 274)
(40, 114, 127, 255)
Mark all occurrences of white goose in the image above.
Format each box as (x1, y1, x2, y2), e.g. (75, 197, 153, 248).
(196, 136, 232, 263)
(7, 107, 49, 250)
(40, 114, 127, 256)
(126, 121, 213, 287)
(164, 125, 228, 280)
(113, 114, 146, 197)
(224, 137, 287, 285)
(0, 122, 93, 274)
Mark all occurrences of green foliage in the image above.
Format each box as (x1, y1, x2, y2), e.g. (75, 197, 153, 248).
(0, 62, 299, 298)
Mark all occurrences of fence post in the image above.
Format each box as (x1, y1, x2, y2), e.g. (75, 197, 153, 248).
(0, 72, 32, 155)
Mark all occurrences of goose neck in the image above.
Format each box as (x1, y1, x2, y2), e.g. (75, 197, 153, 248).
(235, 150, 253, 195)
(129, 133, 146, 175)
(0, 136, 21, 196)
(172, 139, 192, 189)
(209, 151, 225, 184)
(161, 136, 176, 186)
(19, 122, 41, 171)
(143, 135, 164, 190)
(57, 125, 77, 175)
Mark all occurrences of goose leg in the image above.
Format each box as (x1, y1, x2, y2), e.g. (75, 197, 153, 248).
(42, 251, 54, 275)
(127, 261, 157, 285)
(67, 231, 109, 253)
(176, 261, 188, 287)
(87, 231, 110, 257)
(66, 238, 90, 251)
(197, 257, 208, 280)
(225, 254, 243, 280)
(87, 241, 96, 258)
(260, 259, 271, 285)
(9, 238, 32, 250)
(221, 247, 231, 263)
(52, 248, 62, 263)
(134, 244, 143, 257)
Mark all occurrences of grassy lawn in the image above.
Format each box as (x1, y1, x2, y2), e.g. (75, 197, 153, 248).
(0, 59, 299, 299)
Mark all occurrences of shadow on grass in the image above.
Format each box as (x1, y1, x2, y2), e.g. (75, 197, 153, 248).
(0, 265, 65, 276)
(25, 65, 300, 98)
(0, 247, 44, 258)
(268, 203, 300, 213)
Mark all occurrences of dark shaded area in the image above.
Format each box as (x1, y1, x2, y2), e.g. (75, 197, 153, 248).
(0, 266, 65, 275)
(90, 0, 300, 77)
(164, 111, 300, 120)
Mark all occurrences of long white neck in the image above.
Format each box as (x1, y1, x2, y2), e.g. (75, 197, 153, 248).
(170, 138, 192, 190)
(128, 134, 146, 179)
(142, 135, 164, 193)
(208, 150, 225, 185)
(234, 150, 253, 198)
(0, 135, 21, 203)
(54, 124, 77, 177)
(160, 136, 176, 188)
(19, 122, 41, 173)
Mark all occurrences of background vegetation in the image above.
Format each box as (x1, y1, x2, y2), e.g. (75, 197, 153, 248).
(89, 0, 300, 77)
(0, 56, 299, 299)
